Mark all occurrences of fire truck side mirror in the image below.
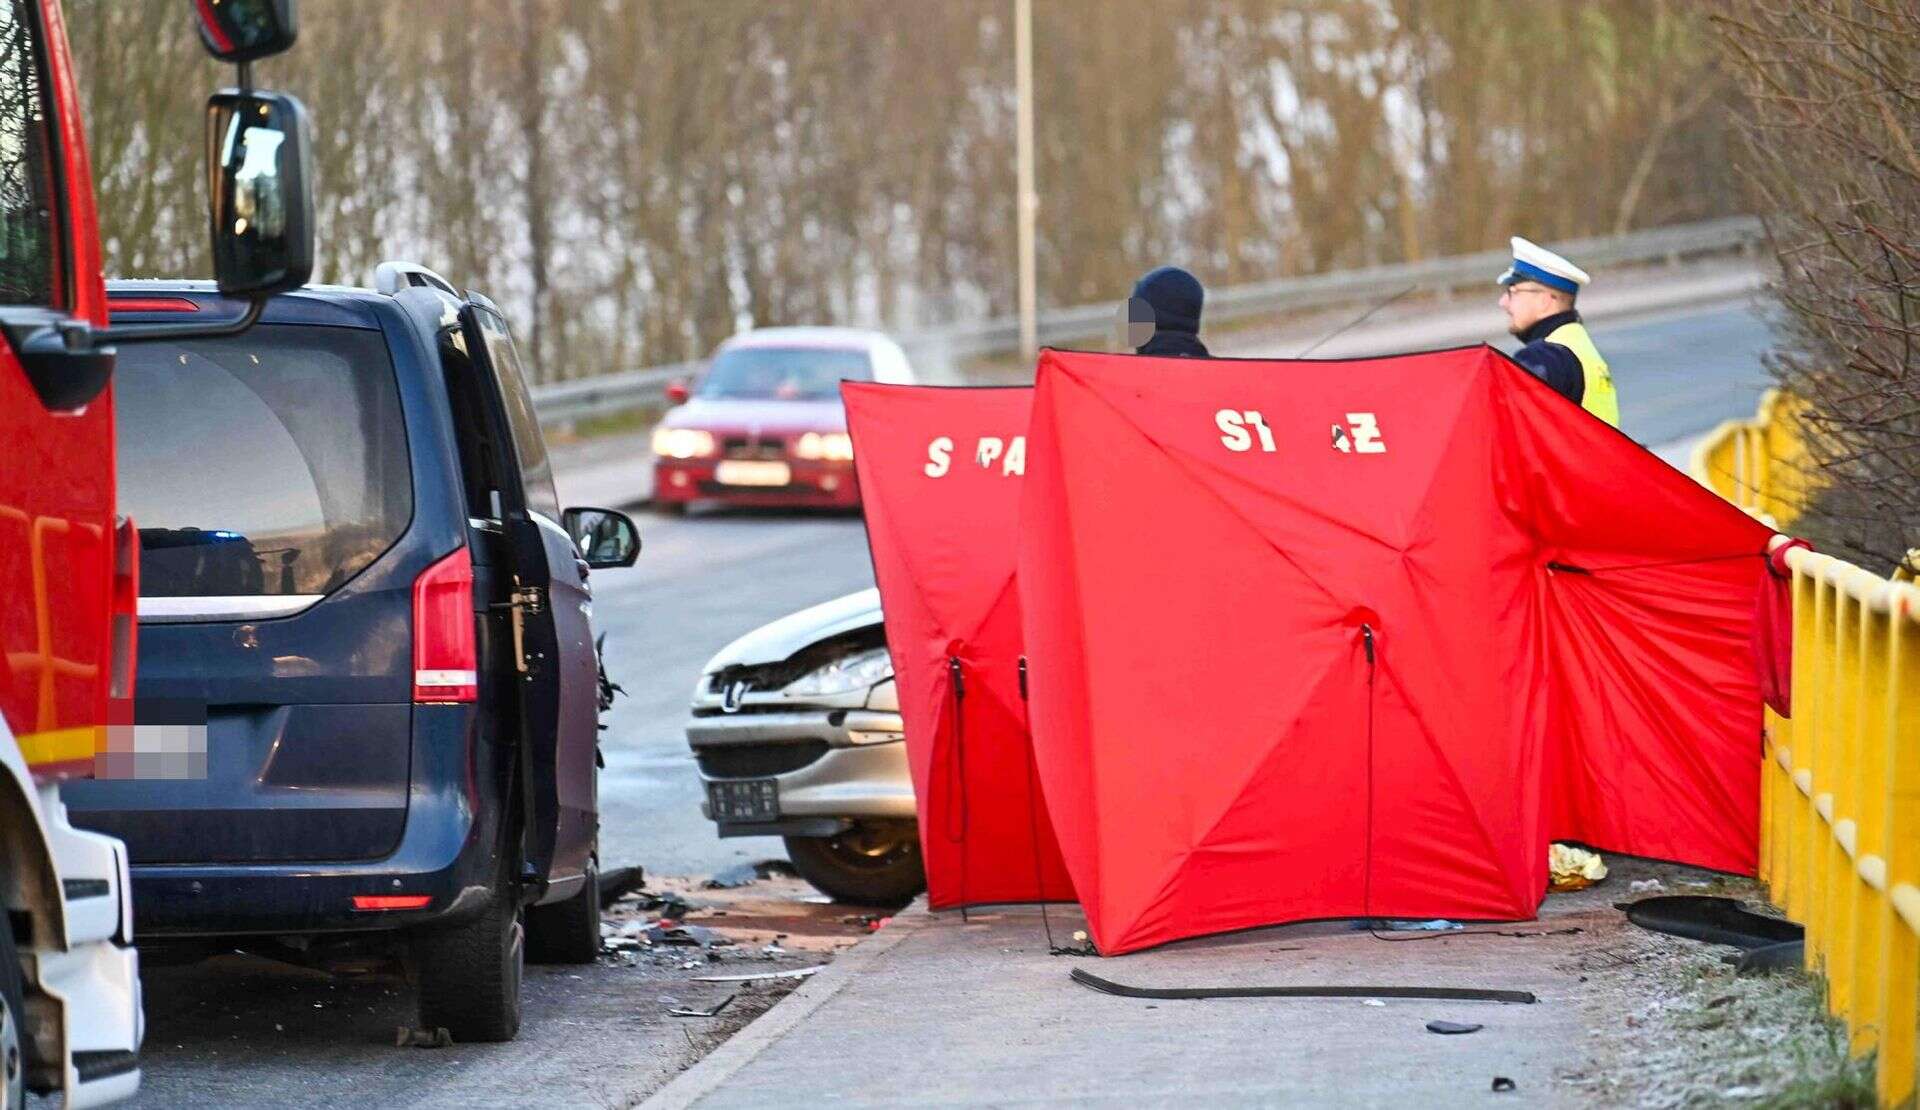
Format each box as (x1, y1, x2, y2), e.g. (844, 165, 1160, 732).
(206, 90, 314, 297)
(195, 0, 298, 63)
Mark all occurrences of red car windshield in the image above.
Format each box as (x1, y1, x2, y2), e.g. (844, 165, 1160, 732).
(698, 347, 872, 401)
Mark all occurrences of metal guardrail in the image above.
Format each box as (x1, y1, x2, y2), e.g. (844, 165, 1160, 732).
(1690, 388, 1811, 527)
(531, 358, 702, 426)
(1761, 541, 1920, 1109)
(533, 215, 1764, 424)
(1696, 394, 1918, 1107)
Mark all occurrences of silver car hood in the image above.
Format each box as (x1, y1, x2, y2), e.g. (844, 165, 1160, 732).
(703, 588, 884, 672)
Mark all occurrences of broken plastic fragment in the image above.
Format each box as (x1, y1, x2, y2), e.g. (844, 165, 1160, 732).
(669, 993, 737, 1018)
(1548, 843, 1608, 892)
(1425, 1020, 1483, 1035)
(692, 966, 824, 983)
(394, 1026, 454, 1049)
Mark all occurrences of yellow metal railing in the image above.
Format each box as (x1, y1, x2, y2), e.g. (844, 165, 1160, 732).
(1761, 541, 1920, 1108)
(1696, 392, 1917, 1105)
(1690, 388, 1811, 527)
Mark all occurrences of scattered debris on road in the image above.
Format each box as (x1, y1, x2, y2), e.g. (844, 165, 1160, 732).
(704, 859, 801, 889)
(394, 1026, 454, 1049)
(645, 922, 730, 948)
(1547, 843, 1608, 892)
(598, 865, 648, 908)
(692, 966, 824, 984)
(1424, 1020, 1482, 1035)
(1491, 1076, 1516, 1093)
(669, 993, 738, 1018)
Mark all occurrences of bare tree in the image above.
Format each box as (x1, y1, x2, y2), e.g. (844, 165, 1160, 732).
(1714, 1, 1920, 575)
(69, 0, 1744, 384)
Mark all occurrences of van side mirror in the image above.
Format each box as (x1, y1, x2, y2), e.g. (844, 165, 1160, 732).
(195, 0, 298, 63)
(562, 507, 642, 569)
(206, 91, 314, 297)
(665, 379, 690, 405)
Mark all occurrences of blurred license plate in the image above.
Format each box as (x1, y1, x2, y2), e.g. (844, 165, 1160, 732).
(715, 460, 791, 487)
(708, 778, 779, 822)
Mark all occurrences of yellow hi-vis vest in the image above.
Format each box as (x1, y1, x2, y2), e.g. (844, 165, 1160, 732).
(1544, 320, 1620, 428)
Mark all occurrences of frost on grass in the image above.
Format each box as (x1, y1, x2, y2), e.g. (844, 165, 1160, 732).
(1561, 884, 1873, 1109)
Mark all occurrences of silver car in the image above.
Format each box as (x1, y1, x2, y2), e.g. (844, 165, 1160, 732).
(687, 589, 923, 902)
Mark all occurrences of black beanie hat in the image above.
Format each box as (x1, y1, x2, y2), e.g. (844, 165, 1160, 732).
(1131, 266, 1204, 336)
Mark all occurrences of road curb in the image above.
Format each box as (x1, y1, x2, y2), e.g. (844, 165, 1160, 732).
(638, 899, 930, 1110)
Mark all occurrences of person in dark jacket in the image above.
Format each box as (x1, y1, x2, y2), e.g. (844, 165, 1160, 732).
(1127, 266, 1210, 357)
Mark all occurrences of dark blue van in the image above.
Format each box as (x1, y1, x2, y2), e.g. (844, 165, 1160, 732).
(65, 266, 640, 1042)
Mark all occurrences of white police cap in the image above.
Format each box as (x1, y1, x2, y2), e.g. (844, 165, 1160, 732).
(1496, 236, 1590, 295)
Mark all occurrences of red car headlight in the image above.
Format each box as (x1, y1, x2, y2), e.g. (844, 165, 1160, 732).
(793, 431, 854, 461)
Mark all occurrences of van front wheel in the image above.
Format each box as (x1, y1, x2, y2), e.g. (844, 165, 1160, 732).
(411, 893, 524, 1043)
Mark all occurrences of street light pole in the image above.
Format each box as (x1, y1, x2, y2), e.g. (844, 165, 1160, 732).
(1015, 0, 1037, 362)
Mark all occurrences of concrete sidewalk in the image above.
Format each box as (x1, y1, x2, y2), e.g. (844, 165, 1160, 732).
(644, 859, 1774, 1109)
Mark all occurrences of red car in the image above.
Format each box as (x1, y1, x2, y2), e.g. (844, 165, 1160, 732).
(652, 327, 916, 511)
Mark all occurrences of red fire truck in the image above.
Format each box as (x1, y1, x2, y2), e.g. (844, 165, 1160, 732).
(0, 1, 311, 1104)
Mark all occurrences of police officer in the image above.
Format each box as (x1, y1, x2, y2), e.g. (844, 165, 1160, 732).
(1126, 266, 1211, 357)
(1497, 237, 1619, 427)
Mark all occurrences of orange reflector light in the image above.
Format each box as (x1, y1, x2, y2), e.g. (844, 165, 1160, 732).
(351, 894, 431, 911)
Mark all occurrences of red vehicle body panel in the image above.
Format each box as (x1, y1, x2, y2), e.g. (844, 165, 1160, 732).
(0, 0, 131, 781)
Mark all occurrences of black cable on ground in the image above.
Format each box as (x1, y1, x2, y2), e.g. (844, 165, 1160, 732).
(1070, 968, 1536, 1005)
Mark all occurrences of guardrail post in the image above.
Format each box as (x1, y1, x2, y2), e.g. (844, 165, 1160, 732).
(1788, 563, 1819, 929)
(1879, 586, 1919, 1107)
(1760, 703, 1779, 890)
(1838, 571, 1879, 1047)
(1804, 565, 1834, 985)
(1824, 574, 1857, 1025)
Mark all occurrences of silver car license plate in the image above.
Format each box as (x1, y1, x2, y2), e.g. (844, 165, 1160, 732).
(708, 778, 779, 822)
(714, 460, 791, 487)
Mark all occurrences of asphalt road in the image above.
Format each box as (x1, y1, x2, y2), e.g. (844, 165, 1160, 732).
(109, 294, 1774, 1108)
(1583, 300, 1775, 447)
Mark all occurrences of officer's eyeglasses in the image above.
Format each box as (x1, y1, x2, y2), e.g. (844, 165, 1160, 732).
(1500, 283, 1549, 300)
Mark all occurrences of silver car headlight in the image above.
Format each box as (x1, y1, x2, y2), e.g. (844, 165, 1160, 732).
(783, 645, 892, 697)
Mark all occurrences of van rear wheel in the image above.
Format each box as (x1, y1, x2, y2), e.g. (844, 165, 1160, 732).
(526, 861, 600, 964)
(411, 893, 523, 1043)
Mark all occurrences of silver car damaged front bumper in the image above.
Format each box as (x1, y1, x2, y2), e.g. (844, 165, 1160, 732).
(686, 677, 914, 838)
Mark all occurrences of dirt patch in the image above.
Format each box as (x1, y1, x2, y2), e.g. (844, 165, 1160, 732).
(1550, 860, 1870, 1108)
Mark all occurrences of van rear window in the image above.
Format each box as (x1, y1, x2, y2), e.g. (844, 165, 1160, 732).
(115, 325, 412, 598)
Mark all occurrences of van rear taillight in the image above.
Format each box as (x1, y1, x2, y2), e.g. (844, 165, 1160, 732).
(413, 546, 477, 703)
